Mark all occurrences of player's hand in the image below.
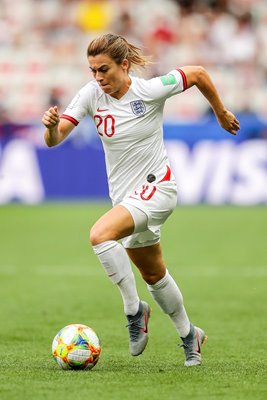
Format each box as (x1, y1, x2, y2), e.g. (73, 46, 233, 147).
(42, 106, 60, 129)
(216, 109, 240, 135)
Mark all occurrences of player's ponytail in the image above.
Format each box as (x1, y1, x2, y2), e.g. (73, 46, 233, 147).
(87, 33, 150, 70)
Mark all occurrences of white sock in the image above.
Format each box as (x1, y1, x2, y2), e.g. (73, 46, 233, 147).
(93, 240, 140, 316)
(147, 270, 190, 338)
(117, 272, 140, 316)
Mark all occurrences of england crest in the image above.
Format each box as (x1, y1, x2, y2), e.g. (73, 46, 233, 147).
(130, 100, 146, 117)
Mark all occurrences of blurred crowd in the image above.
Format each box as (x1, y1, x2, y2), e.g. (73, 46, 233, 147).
(0, 0, 267, 124)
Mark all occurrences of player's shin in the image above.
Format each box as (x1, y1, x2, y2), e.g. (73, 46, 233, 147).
(147, 270, 190, 338)
(92, 240, 140, 316)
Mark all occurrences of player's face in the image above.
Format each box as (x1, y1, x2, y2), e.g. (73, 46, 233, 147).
(88, 54, 131, 99)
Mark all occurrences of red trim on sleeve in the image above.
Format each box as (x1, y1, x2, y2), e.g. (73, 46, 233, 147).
(158, 165, 171, 183)
(177, 68, 187, 91)
(60, 114, 79, 126)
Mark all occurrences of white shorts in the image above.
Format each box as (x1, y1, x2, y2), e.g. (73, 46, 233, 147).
(119, 169, 177, 248)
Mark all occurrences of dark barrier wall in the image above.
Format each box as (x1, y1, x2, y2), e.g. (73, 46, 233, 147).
(0, 114, 266, 205)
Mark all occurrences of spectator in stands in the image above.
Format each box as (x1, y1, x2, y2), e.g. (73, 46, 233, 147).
(1, 0, 267, 120)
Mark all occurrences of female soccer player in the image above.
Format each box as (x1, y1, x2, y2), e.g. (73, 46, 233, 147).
(42, 33, 240, 367)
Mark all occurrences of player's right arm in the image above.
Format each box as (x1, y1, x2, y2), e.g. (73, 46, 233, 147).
(42, 106, 75, 147)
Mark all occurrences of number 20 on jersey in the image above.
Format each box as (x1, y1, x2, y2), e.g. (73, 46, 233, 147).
(94, 115, 115, 137)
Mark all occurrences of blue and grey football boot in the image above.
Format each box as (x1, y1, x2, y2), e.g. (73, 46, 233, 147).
(126, 301, 151, 356)
(179, 323, 208, 366)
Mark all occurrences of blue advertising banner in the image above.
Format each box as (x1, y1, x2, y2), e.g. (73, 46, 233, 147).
(0, 115, 266, 205)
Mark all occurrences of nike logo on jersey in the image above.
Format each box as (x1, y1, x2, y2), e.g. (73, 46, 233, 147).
(96, 107, 108, 112)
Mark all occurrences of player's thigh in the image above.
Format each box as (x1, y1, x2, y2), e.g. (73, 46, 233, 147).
(90, 205, 135, 245)
(126, 243, 166, 284)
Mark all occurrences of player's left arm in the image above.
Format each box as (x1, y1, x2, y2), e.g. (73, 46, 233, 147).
(180, 66, 240, 135)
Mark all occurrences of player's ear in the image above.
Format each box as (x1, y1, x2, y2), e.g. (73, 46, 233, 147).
(121, 59, 129, 71)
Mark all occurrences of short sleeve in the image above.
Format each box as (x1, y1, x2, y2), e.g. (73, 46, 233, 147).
(146, 69, 187, 102)
(60, 82, 93, 125)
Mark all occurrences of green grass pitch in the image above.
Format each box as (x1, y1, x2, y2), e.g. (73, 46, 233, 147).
(0, 204, 266, 400)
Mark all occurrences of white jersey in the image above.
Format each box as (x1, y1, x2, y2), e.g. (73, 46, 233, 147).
(61, 69, 187, 204)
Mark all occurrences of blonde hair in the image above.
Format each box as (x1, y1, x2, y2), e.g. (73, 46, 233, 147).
(87, 33, 150, 70)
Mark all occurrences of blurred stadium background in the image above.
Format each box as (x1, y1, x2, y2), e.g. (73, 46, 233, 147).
(0, 0, 267, 204)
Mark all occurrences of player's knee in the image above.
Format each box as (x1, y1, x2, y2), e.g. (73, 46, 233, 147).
(89, 225, 106, 246)
(141, 270, 165, 285)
